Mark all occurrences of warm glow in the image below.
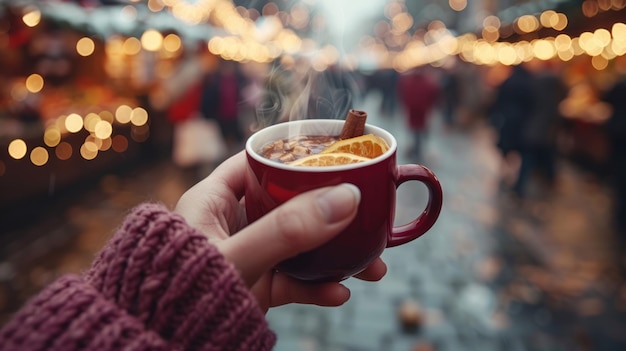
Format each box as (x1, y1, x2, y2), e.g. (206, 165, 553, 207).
(30, 146, 49, 166)
(94, 120, 113, 139)
(592, 55, 609, 70)
(65, 113, 83, 133)
(147, 0, 165, 12)
(76, 37, 95, 56)
(483, 16, 501, 29)
(99, 110, 115, 123)
(540, 10, 558, 28)
(533, 39, 556, 60)
(391, 13, 413, 34)
(163, 34, 182, 53)
(130, 107, 149, 126)
(555, 34, 572, 51)
(449, 0, 467, 11)
(86, 135, 103, 150)
(613, 23, 626, 39)
(582, 0, 599, 17)
(123, 37, 142, 55)
(553, 13, 568, 31)
(8, 139, 27, 159)
(498, 45, 518, 65)
(44, 127, 61, 147)
(80, 141, 98, 160)
(25, 74, 44, 93)
(115, 105, 133, 124)
(84, 112, 101, 132)
(594, 28, 612, 47)
(22, 7, 41, 27)
(55, 142, 72, 160)
(516, 15, 540, 34)
(99, 137, 112, 151)
(141, 29, 163, 52)
(112, 135, 129, 152)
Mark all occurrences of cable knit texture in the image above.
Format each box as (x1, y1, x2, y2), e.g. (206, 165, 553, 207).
(0, 203, 276, 351)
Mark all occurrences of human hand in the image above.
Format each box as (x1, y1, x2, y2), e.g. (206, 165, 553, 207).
(175, 151, 387, 312)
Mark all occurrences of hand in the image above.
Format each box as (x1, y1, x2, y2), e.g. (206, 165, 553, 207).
(175, 151, 387, 312)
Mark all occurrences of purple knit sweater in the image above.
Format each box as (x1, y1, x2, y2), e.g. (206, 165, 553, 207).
(0, 203, 276, 350)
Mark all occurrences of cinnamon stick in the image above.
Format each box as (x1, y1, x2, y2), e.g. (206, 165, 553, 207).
(339, 109, 367, 139)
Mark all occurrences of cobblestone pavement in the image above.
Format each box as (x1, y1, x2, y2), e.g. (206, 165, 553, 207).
(1, 92, 626, 351)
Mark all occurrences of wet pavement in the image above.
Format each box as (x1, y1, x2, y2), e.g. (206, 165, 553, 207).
(1, 92, 626, 351)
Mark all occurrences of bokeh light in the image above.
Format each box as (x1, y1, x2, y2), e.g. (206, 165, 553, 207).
(8, 139, 27, 159)
(25, 74, 44, 93)
(141, 29, 163, 51)
(43, 127, 61, 147)
(65, 113, 83, 133)
(76, 37, 96, 56)
(22, 6, 41, 27)
(55, 142, 73, 160)
(30, 147, 49, 166)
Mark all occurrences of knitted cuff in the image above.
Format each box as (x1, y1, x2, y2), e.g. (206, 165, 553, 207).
(0, 275, 170, 351)
(84, 203, 275, 350)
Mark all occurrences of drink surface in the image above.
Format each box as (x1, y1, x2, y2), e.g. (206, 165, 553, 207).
(260, 135, 339, 163)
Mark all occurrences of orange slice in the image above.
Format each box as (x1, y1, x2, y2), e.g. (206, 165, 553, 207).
(288, 152, 371, 167)
(320, 134, 389, 158)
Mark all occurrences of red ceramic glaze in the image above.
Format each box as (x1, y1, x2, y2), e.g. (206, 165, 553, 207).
(245, 119, 443, 281)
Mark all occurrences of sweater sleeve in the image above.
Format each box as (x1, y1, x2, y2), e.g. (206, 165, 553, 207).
(0, 203, 276, 351)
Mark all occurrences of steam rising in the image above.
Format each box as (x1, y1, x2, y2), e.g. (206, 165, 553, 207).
(253, 62, 357, 131)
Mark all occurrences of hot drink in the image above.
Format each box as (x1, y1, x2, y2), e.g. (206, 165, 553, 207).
(260, 135, 339, 163)
(245, 118, 443, 281)
(258, 109, 383, 166)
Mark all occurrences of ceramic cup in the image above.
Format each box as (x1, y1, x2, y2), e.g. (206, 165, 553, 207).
(245, 119, 443, 281)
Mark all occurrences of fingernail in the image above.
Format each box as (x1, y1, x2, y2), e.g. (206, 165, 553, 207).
(316, 183, 361, 223)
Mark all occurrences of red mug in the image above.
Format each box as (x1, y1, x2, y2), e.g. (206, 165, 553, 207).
(245, 119, 443, 281)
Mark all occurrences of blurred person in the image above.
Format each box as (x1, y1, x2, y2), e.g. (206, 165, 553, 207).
(513, 60, 568, 198)
(601, 75, 626, 249)
(397, 65, 441, 160)
(201, 59, 247, 154)
(0, 152, 387, 350)
(375, 68, 400, 117)
(488, 64, 535, 193)
(439, 61, 461, 129)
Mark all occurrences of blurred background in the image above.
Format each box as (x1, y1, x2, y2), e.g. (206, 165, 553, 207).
(1, 0, 626, 350)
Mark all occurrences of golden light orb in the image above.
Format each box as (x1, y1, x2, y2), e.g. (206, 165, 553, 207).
(44, 127, 61, 147)
(25, 74, 44, 93)
(30, 146, 49, 166)
(115, 105, 133, 124)
(94, 120, 113, 139)
(65, 113, 83, 133)
(130, 107, 149, 126)
(141, 29, 163, 52)
(22, 6, 41, 27)
(8, 139, 27, 159)
(76, 37, 96, 56)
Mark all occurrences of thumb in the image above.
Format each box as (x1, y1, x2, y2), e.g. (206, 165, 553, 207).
(217, 183, 361, 286)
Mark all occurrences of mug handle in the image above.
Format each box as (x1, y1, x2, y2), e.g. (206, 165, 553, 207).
(387, 164, 443, 247)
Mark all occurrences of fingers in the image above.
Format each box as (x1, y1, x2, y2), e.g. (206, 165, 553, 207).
(175, 152, 247, 236)
(252, 272, 351, 312)
(353, 258, 387, 281)
(206, 151, 247, 199)
(184, 151, 248, 200)
(218, 183, 361, 286)
(269, 272, 350, 308)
